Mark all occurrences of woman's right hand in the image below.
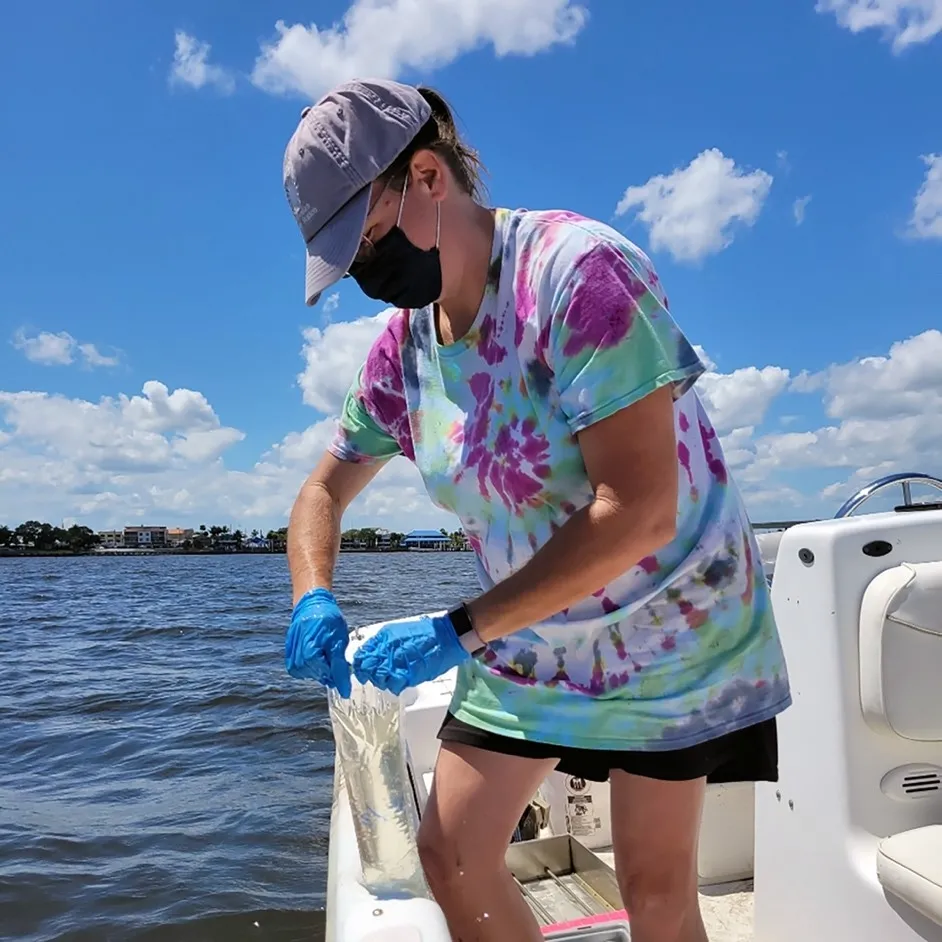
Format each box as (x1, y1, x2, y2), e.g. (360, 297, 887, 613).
(284, 588, 352, 697)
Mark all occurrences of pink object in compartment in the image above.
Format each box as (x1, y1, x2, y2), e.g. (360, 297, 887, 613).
(541, 908, 629, 936)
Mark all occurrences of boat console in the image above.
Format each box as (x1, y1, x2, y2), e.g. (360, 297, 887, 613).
(755, 482, 942, 942)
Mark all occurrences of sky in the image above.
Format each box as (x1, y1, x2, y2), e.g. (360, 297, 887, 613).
(1, 0, 941, 534)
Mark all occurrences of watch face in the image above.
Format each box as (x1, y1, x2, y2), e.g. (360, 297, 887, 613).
(450, 604, 474, 636)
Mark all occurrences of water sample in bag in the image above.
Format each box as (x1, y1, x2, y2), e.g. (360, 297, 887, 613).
(328, 675, 429, 898)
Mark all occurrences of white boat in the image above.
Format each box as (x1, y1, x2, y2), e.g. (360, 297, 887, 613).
(325, 473, 942, 941)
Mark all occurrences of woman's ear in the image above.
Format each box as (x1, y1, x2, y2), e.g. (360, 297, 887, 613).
(410, 149, 448, 200)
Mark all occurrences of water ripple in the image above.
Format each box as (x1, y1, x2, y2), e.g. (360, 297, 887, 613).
(0, 551, 478, 941)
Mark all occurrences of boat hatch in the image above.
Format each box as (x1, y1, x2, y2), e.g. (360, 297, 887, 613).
(505, 835, 629, 937)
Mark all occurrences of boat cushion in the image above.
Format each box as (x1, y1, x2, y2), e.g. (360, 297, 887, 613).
(877, 825, 942, 926)
(859, 562, 942, 741)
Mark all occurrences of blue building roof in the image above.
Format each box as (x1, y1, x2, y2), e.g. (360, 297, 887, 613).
(404, 529, 448, 540)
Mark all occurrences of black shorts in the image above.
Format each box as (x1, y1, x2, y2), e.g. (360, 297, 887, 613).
(438, 712, 779, 784)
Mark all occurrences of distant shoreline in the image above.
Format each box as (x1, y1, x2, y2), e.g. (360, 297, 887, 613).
(0, 547, 472, 558)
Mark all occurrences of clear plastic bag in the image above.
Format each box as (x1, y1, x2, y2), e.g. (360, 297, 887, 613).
(328, 677, 429, 898)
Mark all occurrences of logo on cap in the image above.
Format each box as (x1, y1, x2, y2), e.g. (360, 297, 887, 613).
(285, 174, 303, 217)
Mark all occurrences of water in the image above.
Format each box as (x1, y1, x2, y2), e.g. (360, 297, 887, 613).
(0, 552, 479, 942)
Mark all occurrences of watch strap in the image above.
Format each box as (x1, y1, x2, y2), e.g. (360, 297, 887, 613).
(448, 602, 486, 656)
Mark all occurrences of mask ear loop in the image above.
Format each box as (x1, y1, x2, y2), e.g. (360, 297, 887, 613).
(396, 173, 408, 226)
(397, 171, 441, 249)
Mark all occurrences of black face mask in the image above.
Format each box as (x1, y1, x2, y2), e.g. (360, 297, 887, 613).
(348, 178, 442, 309)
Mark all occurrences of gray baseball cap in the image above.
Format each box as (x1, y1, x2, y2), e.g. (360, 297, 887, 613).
(283, 79, 432, 306)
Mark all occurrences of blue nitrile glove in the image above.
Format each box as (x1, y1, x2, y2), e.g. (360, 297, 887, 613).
(352, 612, 470, 696)
(284, 588, 352, 697)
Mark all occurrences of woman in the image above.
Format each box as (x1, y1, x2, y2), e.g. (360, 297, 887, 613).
(282, 78, 790, 942)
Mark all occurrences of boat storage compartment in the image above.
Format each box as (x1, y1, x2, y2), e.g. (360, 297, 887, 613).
(859, 561, 942, 740)
(505, 835, 629, 937)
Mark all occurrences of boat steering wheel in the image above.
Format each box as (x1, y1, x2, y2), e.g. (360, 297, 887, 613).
(834, 473, 942, 518)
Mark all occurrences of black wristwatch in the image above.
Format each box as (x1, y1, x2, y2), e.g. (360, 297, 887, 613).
(449, 602, 486, 656)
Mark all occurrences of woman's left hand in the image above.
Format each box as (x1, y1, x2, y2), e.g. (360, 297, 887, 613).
(352, 612, 470, 694)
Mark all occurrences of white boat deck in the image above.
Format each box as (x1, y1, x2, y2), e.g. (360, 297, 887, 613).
(539, 845, 755, 939)
(592, 850, 755, 940)
(697, 880, 755, 942)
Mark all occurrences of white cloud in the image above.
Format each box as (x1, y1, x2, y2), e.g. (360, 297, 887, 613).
(793, 195, 812, 225)
(690, 353, 795, 509)
(735, 330, 942, 506)
(322, 293, 341, 316)
(0, 362, 455, 533)
(11, 329, 120, 368)
(908, 153, 942, 240)
(792, 329, 942, 421)
(816, 0, 942, 51)
(298, 306, 396, 413)
(78, 343, 120, 368)
(254, 420, 445, 527)
(266, 417, 339, 467)
(741, 416, 942, 490)
(0, 381, 273, 528)
(696, 361, 791, 434)
(250, 0, 587, 98)
(719, 426, 759, 470)
(615, 149, 773, 263)
(11, 329, 75, 365)
(0, 381, 243, 472)
(689, 330, 942, 520)
(169, 30, 236, 93)
(742, 485, 806, 509)
(4, 317, 942, 533)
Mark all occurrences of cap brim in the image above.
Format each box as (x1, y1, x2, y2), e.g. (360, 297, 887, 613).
(304, 186, 370, 306)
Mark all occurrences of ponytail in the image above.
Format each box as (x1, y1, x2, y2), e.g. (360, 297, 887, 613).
(384, 86, 487, 202)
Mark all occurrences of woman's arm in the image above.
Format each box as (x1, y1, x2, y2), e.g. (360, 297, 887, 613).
(466, 383, 678, 643)
(288, 452, 388, 605)
(292, 314, 412, 606)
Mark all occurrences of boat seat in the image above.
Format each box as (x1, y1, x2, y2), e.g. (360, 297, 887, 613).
(754, 530, 784, 579)
(859, 561, 942, 740)
(877, 825, 942, 926)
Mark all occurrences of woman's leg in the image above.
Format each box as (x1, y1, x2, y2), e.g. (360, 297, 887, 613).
(417, 741, 557, 941)
(609, 770, 708, 942)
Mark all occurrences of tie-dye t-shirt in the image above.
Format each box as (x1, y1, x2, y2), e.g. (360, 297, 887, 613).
(329, 208, 791, 751)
